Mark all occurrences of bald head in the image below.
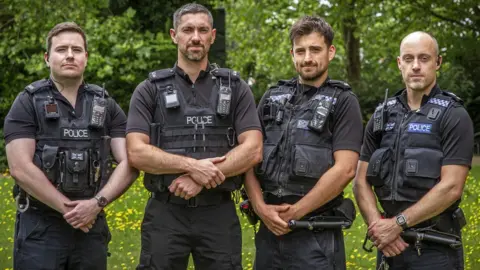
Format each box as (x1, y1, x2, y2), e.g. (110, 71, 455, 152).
(400, 31, 439, 56)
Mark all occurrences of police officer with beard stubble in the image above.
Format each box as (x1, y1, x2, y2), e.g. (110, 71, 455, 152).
(353, 31, 474, 270)
(244, 16, 363, 270)
(4, 22, 138, 269)
(126, 3, 262, 270)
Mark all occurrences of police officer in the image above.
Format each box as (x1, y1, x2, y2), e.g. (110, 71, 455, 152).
(126, 3, 263, 270)
(353, 31, 474, 270)
(4, 22, 138, 269)
(244, 16, 363, 269)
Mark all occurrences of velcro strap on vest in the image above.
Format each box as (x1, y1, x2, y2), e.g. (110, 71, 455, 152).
(25, 79, 50, 94)
(85, 84, 109, 97)
(162, 139, 230, 149)
(161, 128, 231, 137)
(210, 68, 240, 80)
(327, 80, 351, 91)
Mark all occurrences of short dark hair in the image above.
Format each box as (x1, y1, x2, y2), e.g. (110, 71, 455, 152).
(289, 16, 334, 47)
(173, 3, 213, 30)
(46, 22, 87, 54)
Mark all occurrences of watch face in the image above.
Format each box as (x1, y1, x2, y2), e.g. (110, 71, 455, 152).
(97, 196, 108, 207)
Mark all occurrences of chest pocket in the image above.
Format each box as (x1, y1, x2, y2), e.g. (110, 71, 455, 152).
(366, 147, 393, 187)
(62, 150, 90, 193)
(402, 148, 442, 191)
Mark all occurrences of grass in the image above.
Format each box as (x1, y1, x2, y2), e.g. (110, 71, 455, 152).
(0, 167, 479, 269)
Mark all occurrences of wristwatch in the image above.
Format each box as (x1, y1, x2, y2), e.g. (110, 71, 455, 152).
(94, 195, 109, 208)
(395, 213, 408, 231)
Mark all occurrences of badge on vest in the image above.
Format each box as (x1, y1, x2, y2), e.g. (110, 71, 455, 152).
(185, 115, 215, 126)
(407, 123, 432, 133)
(61, 128, 90, 139)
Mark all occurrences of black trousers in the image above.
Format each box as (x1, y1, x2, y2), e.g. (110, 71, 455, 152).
(254, 222, 346, 270)
(137, 197, 242, 270)
(13, 208, 111, 270)
(377, 242, 464, 270)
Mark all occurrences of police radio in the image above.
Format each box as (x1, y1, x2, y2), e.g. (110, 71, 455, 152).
(164, 86, 180, 109)
(44, 96, 59, 120)
(373, 88, 389, 134)
(216, 74, 232, 117)
(308, 95, 334, 133)
(89, 83, 107, 129)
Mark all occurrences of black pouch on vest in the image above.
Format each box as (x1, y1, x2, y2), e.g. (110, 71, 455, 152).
(41, 145, 59, 183)
(62, 150, 89, 193)
(366, 147, 391, 187)
(334, 198, 356, 228)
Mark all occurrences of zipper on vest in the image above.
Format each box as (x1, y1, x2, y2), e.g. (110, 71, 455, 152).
(191, 84, 196, 105)
(279, 106, 295, 196)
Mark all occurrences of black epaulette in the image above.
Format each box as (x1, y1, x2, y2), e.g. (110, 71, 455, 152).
(211, 68, 240, 80)
(149, 69, 175, 82)
(85, 83, 109, 97)
(24, 79, 50, 94)
(442, 91, 463, 104)
(328, 80, 351, 90)
(277, 77, 297, 86)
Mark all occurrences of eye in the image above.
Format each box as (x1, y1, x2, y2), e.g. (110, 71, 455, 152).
(73, 48, 83, 53)
(183, 27, 193, 33)
(295, 49, 305, 54)
(199, 28, 209, 33)
(403, 56, 413, 62)
(56, 47, 66, 52)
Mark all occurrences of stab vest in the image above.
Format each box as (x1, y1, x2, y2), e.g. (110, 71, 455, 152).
(26, 79, 112, 199)
(143, 67, 242, 193)
(255, 78, 351, 198)
(366, 89, 463, 214)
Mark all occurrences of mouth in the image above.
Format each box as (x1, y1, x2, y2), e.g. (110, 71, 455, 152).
(62, 64, 77, 68)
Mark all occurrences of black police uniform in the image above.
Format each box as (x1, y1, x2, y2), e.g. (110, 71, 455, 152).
(361, 85, 474, 270)
(3, 79, 127, 269)
(254, 78, 363, 270)
(127, 64, 261, 270)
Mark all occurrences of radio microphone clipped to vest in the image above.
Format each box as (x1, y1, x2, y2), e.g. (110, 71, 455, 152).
(89, 83, 107, 129)
(373, 88, 389, 134)
(308, 90, 337, 133)
(216, 72, 232, 117)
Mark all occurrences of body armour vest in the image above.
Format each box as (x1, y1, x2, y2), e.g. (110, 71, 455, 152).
(26, 79, 112, 199)
(255, 78, 351, 199)
(144, 67, 242, 193)
(366, 89, 462, 214)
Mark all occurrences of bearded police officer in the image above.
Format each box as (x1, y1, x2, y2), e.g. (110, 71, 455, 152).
(126, 3, 262, 270)
(4, 22, 138, 269)
(353, 31, 474, 270)
(244, 16, 363, 269)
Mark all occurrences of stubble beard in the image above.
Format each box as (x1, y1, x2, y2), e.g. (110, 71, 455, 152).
(298, 66, 326, 82)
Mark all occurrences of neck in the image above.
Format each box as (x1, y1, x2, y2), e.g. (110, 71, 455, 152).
(299, 71, 328, 88)
(51, 74, 83, 94)
(177, 53, 209, 83)
(406, 81, 436, 110)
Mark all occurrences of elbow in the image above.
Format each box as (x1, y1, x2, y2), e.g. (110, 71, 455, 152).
(449, 185, 464, 202)
(251, 146, 263, 166)
(342, 165, 357, 181)
(127, 145, 144, 170)
(9, 163, 26, 184)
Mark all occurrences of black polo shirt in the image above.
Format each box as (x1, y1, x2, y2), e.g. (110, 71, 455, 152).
(257, 77, 364, 153)
(360, 84, 474, 167)
(4, 79, 127, 144)
(127, 64, 261, 136)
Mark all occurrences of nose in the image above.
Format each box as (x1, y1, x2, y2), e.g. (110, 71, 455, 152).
(192, 30, 201, 41)
(66, 48, 74, 58)
(412, 58, 420, 70)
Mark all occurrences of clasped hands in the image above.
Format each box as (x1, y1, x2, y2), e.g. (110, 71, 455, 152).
(367, 218, 409, 257)
(168, 156, 227, 199)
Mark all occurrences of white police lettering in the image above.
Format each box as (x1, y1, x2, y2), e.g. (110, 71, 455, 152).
(63, 128, 89, 138)
(407, 123, 432, 133)
(186, 115, 214, 125)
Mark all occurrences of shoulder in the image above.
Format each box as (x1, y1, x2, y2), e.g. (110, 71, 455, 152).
(210, 68, 241, 81)
(84, 83, 109, 97)
(24, 79, 51, 95)
(327, 79, 352, 91)
(148, 68, 175, 83)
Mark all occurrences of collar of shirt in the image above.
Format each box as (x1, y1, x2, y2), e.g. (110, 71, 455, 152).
(398, 84, 441, 109)
(173, 62, 212, 84)
(294, 76, 331, 102)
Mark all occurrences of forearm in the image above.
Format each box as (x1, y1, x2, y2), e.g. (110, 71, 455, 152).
(294, 165, 352, 217)
(12, 163, 70, 214)
(353, 178, 382, 225)
(402, 181, 462, 227)
(128, 142, 196, 174)
(96, 160, 139, 203)
(216, 141, 262, 177)
(244, 169, 266, 212)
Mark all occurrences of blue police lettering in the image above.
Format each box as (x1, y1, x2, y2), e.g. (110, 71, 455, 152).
(63, 128, 89, 138)
(407, 123, 432, 133)
(186, 115, 213, 125)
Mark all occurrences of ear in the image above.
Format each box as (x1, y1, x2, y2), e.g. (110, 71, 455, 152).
(328, 45, 336, 61)
(84, 51, 88, 67)
(290, 48, 295, 64)
(397, 56, 402, 70)
(436, 55, 442, 70)
(44, 52, 50, 67)
(211, 28, 216, 44)
(170, 29, 177, 44)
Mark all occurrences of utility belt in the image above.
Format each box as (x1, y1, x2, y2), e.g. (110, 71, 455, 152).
(152, 191, 232, 208)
